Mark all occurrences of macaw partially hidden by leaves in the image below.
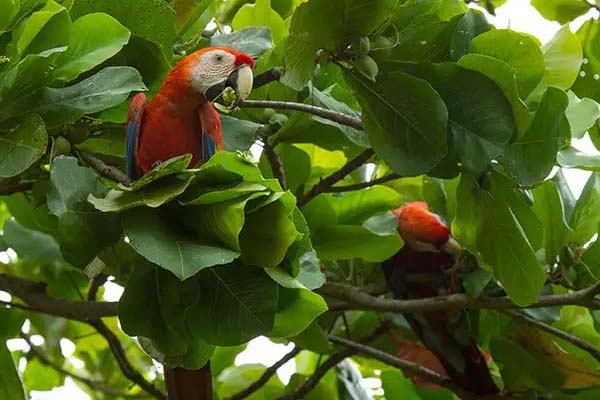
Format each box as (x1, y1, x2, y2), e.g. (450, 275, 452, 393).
(125, 47, 255, 179)
(382, 201, 499, 395)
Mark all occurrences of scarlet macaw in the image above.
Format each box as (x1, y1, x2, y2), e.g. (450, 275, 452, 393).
(125, 46, 255, 179)
(382, 201, 499, 395)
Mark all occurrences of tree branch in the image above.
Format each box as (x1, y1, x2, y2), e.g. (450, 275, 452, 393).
(327, 335, 499, 400)
(22, 334, 146, 399)
(502, 310, 600, 362)
(275, 324, 389, 400)
(240, 100, 363, 130)
(263, 140, 287, 190)
(0, 273, 117, 322)
(298, 149, 375, 206)
(0, 179, 34, 195)
(227, 347, 301, 400)
(317, 281, 600, 314)
(324, 173, 402, 193)
(253, 67, 283, 89)
(75, 150, 131, 186)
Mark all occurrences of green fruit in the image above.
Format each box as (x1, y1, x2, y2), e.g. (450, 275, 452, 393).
(347, 36, 371, 57)
(370, 35, 393, 58)
(269, 113, 288, 128)
(316, 49, 330, 67)
(353, 54, 379, 81)
(263, 108, 277, 121)
(53, 136, 71, 157)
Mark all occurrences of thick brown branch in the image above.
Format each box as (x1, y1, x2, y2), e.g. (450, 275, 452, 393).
(298, 149, 375, 206)
(275, 324, 388, 400)
(75, 150, 131, 186)
(23, 334, 145, 398)
(240, 100, 363, 130)
(253, 67, 283, 89)
(0, 179, 34, 195)
(324, 173, 402, 193)
(327, 335, 497, 400)
(502, 310, 600, 362)
(227, 347, 301, 400)
(0, 273, 117, 321)
(318, 281, 600, 314)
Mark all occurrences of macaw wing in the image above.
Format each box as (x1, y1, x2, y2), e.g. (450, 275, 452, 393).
(198, 102, 222, 164)
(126, 93, 147, 179)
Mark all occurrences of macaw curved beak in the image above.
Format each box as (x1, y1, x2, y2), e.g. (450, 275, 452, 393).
(205, 64, 253, 108)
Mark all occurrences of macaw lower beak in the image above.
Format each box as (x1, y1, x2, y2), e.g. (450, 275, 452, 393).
(205, 64, 253, 108)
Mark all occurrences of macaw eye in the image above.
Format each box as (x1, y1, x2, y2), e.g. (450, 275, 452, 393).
(214, 54, 223, 62)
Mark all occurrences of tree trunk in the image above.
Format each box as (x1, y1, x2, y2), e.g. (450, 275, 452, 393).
(164, 362, 213, 400)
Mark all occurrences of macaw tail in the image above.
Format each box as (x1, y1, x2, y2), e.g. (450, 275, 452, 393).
(382, 247, 499, 395)
(164, 363, 213, 400)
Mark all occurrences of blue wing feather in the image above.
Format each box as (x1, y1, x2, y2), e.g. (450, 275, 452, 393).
(202, 133, 217, 163)
(125, 93, 146, 179)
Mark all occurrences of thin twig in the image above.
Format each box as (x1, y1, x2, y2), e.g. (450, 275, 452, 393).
(89, 319, 166, 400)
(327, 335, 496, 400)
(253, 67, 283, 89)
(22, 334, 146, 398)
(240, 100, 363, 130)
(275, 324, 389, 400)
(502, 310, 600, 362)
(75, 150, 131, 186)
(87, 274, 108, 301)
(263, 140, 287, 190)
(298, 149, 375, 206)
(317, 281, 600, 314)
(324, 173, 402, 193)
(227, 347, 301, 400)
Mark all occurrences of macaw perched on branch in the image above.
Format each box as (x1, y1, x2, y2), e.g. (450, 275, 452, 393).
(382, 201, 499, 395)
(125, 46, 255, 179)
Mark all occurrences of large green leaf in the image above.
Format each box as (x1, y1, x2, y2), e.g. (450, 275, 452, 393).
(345, 68, 448, 176)
(566, 92, 600, 139)
(557, 147, 600, 171)
(0, 0, 19, 32)
(217, 364, 284, 399)
(399, 61, 516, 173)
(221, 115, 263, 152)
(539, 26, 583, 91)
(232, 0, 285, 45)
(449, 9, 490, 61)
(532, 181, 571, 263)
(211, 26, 273, 58)
(123, 207, 240, 280)
(381, 369, 420, 400)
(477, 190, 545, 306)
(70, 0, 176, 51)
(503, 87, 568, 186)
(47, 156, 121, 267)
(187, 264, 278, 345)
(531, 0, 590, 24)
(23, 358, 63, 391)
(282, 0, 398, 90)
(0, 342, 25, 400)
(0, 113, 47, 178)
(329, 186, 402, 224)
(570, 173, 600, 244)
(469, 29, 544, 98)
(53, 13, 131, 82)
(573, 20, 600, 101)
(2, 219, 63, 264)
(0, 66, 147, 126)
(269, 286, 328, 338)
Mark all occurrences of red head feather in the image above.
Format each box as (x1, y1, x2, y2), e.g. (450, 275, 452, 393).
(393, 201, 451, 248)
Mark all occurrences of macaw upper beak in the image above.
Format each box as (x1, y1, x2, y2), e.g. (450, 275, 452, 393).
(205, 64, 253, 108)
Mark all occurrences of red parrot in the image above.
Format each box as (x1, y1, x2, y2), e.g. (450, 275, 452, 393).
(382, 201, 499, 395)
(125, 46, 255, 179)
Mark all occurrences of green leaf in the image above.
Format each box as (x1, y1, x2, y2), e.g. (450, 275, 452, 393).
(532, 181, 571, 263)
(0, 342, 25, 400)
(0, 0, 19, 32)
(187, 264, 278, 345)
(290, 321, 331, 353)
(0, 66, 147, 126)
(531, 0, 590, 24)
(217, 364, 284, 399)
(211, 26, 273, 58)
(282, 0, 397, 90)
(70, 0, 176, 51)
(345, 68, 448, 176)
(123, 207, 240, 280)
(221, 115, 262, 152)
(211, 344, 247, 377)
(126, 154, 192, 191)
(557, 147, 600, 171)
(0, 113, 47, 178)
(477, 190, 545, 306)
(458, 53, 529, 133)
(269, 286, 327, 338)
(503, 87, 568, 186)
(2, 219, 64, 264)
(399, 61, 516, 173)
(449, 9, 490, 61)
(539, 26, 583, 91)
(570, 173, 600, 244)
(53, 13, 131, 82)
(47, 156, 121, 267)
(89, 175, 193, 212)
(329, 186, 402, 225)
(566, 92, 600, 139)
(381, 369, 420, 400)
(573, 20, 600, 101)
(9, 0, 70, 58)
(23, 358, 63, 391)
(469, 29, 545, 98)
(232, 0, 285, 44)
